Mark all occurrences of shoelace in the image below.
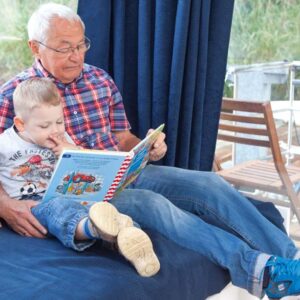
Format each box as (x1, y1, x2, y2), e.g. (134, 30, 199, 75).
(269, 259, 300, 278)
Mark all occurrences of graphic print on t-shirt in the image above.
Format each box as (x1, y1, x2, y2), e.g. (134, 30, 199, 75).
(10, 151, 56, 197)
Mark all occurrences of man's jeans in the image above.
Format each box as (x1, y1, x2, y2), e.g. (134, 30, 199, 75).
(114, 164, 299, 297)
(32, 164, 299, 297)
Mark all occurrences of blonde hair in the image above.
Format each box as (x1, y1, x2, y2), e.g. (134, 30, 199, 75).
(27, 3, 85, 42)
(13, 78, 61, 120)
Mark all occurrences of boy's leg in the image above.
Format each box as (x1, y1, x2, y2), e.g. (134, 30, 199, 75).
(31, 199, 133, 247)
(32, 199, 160, 277)
(31, 198, 94, 251)
(117, 227, 160, 277)
(86, 201, 133, 242)
(87, 202, 160, 277)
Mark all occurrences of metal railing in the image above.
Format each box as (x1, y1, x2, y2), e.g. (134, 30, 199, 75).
(227, 61, 300, 165)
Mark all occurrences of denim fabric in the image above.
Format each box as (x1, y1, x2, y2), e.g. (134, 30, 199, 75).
(109, 164, 299, 297)
(29, 164, 299, 297)
(31, 197, 139, 252)
(31, 197, 94, 251)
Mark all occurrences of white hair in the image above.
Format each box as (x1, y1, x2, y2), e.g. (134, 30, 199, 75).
(27, 2, 85, 42)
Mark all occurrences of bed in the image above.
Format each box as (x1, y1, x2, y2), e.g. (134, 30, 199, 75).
(0, 199, 285, 300)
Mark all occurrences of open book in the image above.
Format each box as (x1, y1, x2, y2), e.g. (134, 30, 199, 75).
(42, 124, 165, 203)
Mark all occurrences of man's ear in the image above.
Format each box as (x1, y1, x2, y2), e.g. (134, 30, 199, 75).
(14, 116, 25, 132)
(28, 40, 40, 59)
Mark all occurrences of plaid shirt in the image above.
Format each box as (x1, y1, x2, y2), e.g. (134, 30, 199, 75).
(0, 60, 130, 150)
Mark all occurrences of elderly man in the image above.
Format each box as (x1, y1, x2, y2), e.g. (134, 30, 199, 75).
(0, 3, 300, 299)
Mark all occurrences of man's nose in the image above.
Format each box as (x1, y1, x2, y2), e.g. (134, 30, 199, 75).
(69, 47, 82, 60)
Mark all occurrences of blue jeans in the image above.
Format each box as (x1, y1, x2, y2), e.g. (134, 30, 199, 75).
(31, 196, 96, 251)
(32, 164, 299, 297)
(113, 164, 299, 297)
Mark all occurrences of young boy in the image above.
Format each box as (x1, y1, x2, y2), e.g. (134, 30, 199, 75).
(0, 78, 160, 277)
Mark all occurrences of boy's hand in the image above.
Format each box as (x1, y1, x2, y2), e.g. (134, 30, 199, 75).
(48, 134, 80, 156)
(148, 130, 167, 161)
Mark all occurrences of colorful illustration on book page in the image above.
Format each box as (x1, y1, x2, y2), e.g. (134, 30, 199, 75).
(55, 171, 104, 196)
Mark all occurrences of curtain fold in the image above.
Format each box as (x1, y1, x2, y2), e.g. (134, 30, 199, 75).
(78, 0, 234, 171)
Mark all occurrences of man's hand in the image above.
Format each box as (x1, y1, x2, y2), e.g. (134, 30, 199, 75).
(48, 134, 79, 156)
(0, 196, 47, 238)
(114, 129, 167, 161)
(148, 130, 167, 161)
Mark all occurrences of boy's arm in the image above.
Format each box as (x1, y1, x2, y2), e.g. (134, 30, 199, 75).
(0, 183, 47, 238)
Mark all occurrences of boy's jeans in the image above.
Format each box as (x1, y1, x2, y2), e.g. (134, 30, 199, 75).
(32, 197, 95, 251)
(32, 164, 299, 297)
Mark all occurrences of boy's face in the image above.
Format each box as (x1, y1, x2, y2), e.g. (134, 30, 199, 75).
(21, 104, 65, 148)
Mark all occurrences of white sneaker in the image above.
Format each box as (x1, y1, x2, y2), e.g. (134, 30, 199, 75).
(117, 227, 160, 277)
(89, 202, 133, 242)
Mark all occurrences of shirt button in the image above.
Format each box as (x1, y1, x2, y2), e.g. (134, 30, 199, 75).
(73, 111, 77, 115)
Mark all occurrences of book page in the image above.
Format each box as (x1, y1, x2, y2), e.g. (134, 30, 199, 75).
(116, 124, 165, 191)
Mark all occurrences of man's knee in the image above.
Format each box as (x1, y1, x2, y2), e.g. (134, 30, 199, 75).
(115, 188, 168, 210)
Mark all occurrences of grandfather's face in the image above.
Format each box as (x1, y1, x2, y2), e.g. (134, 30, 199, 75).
(33, 18, 86, 84)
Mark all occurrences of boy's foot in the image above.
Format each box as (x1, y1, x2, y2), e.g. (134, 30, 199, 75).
(117, 227, 160, 277)
(89, 202, 133, 242)
(264, 256, 300, 299)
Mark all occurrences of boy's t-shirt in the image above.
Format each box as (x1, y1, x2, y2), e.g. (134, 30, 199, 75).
(0, 126, 69, 199)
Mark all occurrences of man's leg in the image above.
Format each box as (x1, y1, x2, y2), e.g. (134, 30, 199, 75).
(131, 165, 298, 259)
(111, 189, 270, 297)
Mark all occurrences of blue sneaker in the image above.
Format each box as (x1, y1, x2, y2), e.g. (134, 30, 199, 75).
(264, 256, 300, 299)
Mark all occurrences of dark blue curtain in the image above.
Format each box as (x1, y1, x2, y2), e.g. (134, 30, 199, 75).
(77, 0, 234, 171)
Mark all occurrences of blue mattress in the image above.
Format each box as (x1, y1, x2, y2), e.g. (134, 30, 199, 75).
(0, 199, 284, 300)
(0, 227, 229, 300)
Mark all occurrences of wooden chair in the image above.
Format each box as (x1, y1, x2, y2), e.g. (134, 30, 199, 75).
(214, 97, 300, 222)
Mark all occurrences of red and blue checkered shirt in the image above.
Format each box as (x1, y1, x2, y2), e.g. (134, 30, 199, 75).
(0, 60, 130, 150)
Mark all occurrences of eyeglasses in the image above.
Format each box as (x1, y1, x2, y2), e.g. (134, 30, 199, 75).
(35, 37, 91, 55)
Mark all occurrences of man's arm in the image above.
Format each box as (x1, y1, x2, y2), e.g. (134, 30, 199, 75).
(114, 129, 167, 161)
(0, 183, 47, 238)
(114, 130, 141, 151)
(0, 93, 16, 134)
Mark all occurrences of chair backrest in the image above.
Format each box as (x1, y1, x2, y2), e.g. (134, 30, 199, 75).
(218, 97, 284, 165)
(217, 98, 300, 220)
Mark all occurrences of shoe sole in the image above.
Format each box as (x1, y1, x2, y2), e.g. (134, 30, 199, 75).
(117, 227, 160, 277)
(89, 202, 133, 241)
